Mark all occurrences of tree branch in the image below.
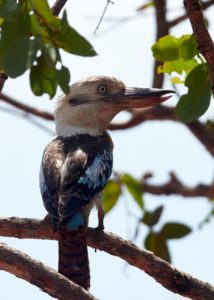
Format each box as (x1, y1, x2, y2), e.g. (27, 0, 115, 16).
(2, 94, 214, 157)
(152, 0, 169, 88)
(0, 92, 54, 121)
(0, 72, 7, 91)
(0, 241, 97, 300)
(0, 217, 213, 300)
(109, 105, 214, 158)
(184, 0, 214, 94)
(168, 0, 214, 28)
(141, 172, 214, 198)
(51, 0, 68, 16)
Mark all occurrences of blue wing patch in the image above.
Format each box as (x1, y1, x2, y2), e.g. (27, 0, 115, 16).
(58, 148, 113, 223)
(78, 150, 112, 188)
(40, 134, 113, 230)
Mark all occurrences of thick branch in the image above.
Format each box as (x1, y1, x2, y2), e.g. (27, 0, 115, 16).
(0, 241, 96, 300)
(184, 0, 214, 94)
(51, 0, 68, 16)
(141, 172, 214, 198)
(0, 217, 213, 300)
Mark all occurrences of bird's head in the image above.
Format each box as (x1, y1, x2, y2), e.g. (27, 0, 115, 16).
(55, 76, 174, 136)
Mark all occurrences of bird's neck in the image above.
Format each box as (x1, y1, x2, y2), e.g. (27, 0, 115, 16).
(55, 122, 105, 137)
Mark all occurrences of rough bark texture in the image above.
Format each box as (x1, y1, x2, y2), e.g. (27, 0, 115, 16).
(184, 0, 214, 94)
(0, 242, 97, 300)
(0, 217, 213, 300)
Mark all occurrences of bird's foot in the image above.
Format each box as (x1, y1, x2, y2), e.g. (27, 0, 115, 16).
(41, 214, 51, 224)
(95, 220, 104, 231)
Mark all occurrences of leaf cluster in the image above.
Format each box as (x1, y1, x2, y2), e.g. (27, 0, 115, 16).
(0, 0, 96, 98)
(142, 206, 191, 262)
(102, 174, 191, 262)
(152, 34, 212, 122)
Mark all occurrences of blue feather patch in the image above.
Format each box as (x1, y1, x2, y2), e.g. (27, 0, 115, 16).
(66, 212, 84, 231)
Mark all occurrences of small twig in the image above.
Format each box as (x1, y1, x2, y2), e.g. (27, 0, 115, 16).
(51, 0, 68, 16)
(109, 105, 214, 158)
(94, 0, 114, 34)
(141, 172, 214, 198)
(2, 93, 214, 158)
(0, 92, 54, 121)
(0, 73, 8, 92)
(0, 217, 214, 300)
(0, 106, 54, 135)
(0, 241, 97, 300)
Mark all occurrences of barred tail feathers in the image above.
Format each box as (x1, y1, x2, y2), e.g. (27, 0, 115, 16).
(58, 228, 90, 290)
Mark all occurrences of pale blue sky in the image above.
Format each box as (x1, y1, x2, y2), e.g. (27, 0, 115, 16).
(0, 1, 213, 299)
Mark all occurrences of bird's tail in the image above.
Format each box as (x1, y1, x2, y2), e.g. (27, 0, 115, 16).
(58, 228, 90, 290)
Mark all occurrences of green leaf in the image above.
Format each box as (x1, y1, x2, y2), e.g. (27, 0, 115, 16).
(30, 55, 58, 98)
(206, 120, 214, 133)
(161, 222, 192, 239)
(144, 231, 171, 262)
(170, 76, 184, 84)
(121, 174, 144, 210)
(57, 65, 70, 94)
(152, 35, 180, 61)
(31, 0, 59, 27)
(175, 63, 211, 122)
(142, 205, 163, 227)
(1, 35, 38, 77)
(42, 42, 59, 64)
(179, 35, 197, 60)
(158, 58, 198, 75)
(137, 2, 154, 10)
(152, 34, 198, 62)
(0, 13, 31, 48)
(0, 0, 18, 19)
(57, 11, 97, 57)
(102, 180, 121, 214)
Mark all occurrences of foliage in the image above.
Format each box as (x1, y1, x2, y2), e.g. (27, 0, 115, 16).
(0, 0, 96, 98)
(0, 0, 212, 276)
(152, 34, 212, 122)
(103, 176, 192, 263)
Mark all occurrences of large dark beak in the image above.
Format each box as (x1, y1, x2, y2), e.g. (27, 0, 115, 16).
(109, 87, 175, 108)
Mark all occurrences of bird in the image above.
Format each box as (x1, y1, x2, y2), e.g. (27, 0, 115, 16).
(39, 76, 174, 290)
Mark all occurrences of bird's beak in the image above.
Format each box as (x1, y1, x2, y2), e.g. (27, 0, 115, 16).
(109, 87, 175, 108)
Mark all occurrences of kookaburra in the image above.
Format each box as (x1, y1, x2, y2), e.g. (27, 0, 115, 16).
(40, 76, 174, 290)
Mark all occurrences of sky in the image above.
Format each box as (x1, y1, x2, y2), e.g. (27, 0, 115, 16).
(0, 1, 214, 299)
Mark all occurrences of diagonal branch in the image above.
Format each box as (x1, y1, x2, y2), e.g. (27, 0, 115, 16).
(184, 0, 214, 94)
(0, 92, 54, 121)
(0, 72, 7, 91)
(1, 94, 214, 157)
(141, 172, 214, 198)
(168, 0, 214, 27)
(109, 106, 214, 158)
(0, 217, 213, 300)
(0, 241, 96, 300)
(51, 0, 68, 16)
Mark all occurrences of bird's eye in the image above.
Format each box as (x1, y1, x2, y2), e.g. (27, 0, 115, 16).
(97, 84, 107, 94)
